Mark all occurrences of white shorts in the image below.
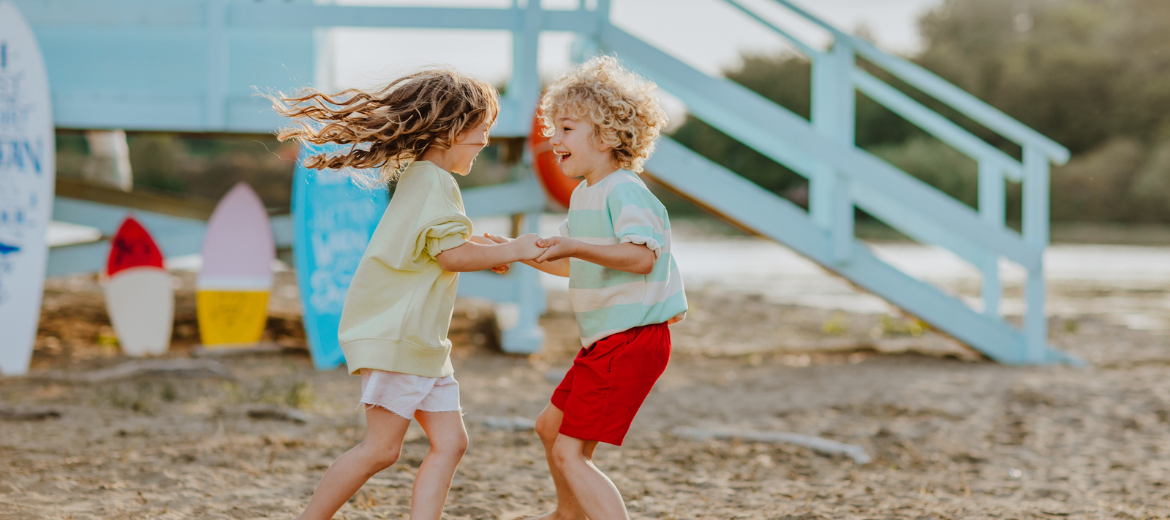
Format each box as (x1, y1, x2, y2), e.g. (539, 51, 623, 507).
(358, 369, 462, 419)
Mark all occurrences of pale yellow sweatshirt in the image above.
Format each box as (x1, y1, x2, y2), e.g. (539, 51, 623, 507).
(338, 161, 471, 377)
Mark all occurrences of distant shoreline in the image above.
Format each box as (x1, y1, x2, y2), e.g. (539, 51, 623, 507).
(667, 215, 1170, 247)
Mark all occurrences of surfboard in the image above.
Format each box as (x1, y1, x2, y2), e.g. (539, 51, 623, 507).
(0, 2, 55, 376)
(196, 182, 275, 347)
(292, 144, 389, 370)
(104, 215, 173, 357)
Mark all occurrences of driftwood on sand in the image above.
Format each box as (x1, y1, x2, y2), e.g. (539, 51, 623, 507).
(673, 426, 872, 464)
(0, 406, 62, 421)
(190, 344, 285, 358)
(25, 359, 233, 384)
(243, 405, 312, 424)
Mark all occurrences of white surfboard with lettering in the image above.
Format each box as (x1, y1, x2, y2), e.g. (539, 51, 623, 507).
(0, 1, 55, 376)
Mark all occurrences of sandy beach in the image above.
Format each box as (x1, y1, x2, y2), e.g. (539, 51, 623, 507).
(3, 231, 1170, 519)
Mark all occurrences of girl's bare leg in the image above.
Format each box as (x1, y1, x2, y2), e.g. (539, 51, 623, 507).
(409, 410, 469, 520)
(552, 435, 627, 520)
(295, 406, 411, 520)
(526, 404, 595, 520)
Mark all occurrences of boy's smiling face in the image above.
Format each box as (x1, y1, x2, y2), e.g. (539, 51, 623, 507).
(548, 113, 618, 185)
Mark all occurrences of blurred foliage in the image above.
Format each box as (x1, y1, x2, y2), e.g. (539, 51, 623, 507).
(134, 135, 300, 210)
(670, 0, 1170, 223)
(1050, 138, 1145, 221)
(670, 53, 919, 207)
(917, 0, 1170, 155)
(56, 133, 300, 211)
(56, 133, 519, 210)
(50, 79, 518, 210)
(869, 136, 979, 209)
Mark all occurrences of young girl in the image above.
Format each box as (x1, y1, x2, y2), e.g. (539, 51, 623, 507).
(270, 69, 546, 520)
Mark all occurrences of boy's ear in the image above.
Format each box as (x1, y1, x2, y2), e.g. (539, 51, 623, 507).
(587, 126, 614, 153)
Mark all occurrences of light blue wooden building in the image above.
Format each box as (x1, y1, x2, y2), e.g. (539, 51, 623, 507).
(18, 0, 1075, 364)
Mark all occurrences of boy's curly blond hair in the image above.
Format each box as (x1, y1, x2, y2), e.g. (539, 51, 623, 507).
(539, 56, 668, 173)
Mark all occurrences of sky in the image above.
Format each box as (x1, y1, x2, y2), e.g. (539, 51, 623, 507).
(326, 0, 945, 90)
(322, 0, 945, 123)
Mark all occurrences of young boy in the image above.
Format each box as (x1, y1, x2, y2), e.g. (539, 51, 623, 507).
(488, 56, 686, 520)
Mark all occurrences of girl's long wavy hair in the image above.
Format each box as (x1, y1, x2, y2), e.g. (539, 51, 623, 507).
(268, 69, 499, 187)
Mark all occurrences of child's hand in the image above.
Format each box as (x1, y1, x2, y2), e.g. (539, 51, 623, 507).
(482, 232, 511, 244)
(513, 233, 547, 261)
(482, 233, 513, 273)
(534, 236, 577, 263)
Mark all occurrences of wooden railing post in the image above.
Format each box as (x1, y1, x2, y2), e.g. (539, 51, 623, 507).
(499, 210, 547, 353)
(1022, 145, 1050, 362)
(505, 0, 542, 136)
(595, 0, 611, 29)
(569, 0, 603, 63)
(810, 40, 855, 264)
(205, 0, 228, 130)
(978, 161, 1004, 317)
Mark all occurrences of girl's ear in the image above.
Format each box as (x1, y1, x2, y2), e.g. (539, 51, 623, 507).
(454, 119, 490, 146)
(453, 124, 472, 143)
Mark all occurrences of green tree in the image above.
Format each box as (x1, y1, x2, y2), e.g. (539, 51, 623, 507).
(671, 53, 919, 203)
(669, 0, 1170, 223)
(917, 0, 1170, 155)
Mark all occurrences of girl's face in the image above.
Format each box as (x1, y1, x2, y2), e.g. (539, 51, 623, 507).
(548, 114, 616, 184)
(447, 117, 492, 175)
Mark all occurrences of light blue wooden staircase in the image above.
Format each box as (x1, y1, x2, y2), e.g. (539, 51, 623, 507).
(592, 1, 1073, 364)
(20, 0, 1073, 364)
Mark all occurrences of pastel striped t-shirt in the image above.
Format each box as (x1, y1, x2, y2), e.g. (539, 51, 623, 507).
(561, 170, 688, 346)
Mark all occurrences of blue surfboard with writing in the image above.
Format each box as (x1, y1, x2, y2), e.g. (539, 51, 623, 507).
(292, 144, 389, 370)
(0, 1, 55, 376)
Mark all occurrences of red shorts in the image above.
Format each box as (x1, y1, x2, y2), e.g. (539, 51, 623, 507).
(551, 322, 671, 446)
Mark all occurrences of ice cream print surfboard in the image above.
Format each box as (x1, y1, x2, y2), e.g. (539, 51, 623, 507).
(104, 216, 174, 357)
(196, 182, 275, 347)
(292, 143, 389, 370)
(0, 1, 55, 376)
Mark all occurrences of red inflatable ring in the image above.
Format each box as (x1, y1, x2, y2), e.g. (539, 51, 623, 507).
(529, 110, 581, 208)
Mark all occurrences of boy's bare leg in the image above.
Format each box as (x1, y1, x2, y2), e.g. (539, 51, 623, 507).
(551, 435, 628, 520)
(410, 410, 469, 520)
(296, 406, 411, 520)
(526, 404, 595, 520)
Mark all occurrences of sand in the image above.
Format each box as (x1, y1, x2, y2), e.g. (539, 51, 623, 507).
(2, 268, 1169, 519)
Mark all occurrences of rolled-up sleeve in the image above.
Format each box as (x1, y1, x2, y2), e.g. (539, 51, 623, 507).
(607, 185, 667, 261)
(421, 219, 472, 259)
(370, 173, 473, 271)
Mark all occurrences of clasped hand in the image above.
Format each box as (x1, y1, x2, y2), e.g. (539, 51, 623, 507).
(482, 232, 574, 273)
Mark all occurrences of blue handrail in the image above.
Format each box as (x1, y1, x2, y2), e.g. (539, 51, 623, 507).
(721, 0, 822, 60)
(750, 0, 1071, 164)
(851, 69, 1024, 181)
(599, 25, 1039, 267)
